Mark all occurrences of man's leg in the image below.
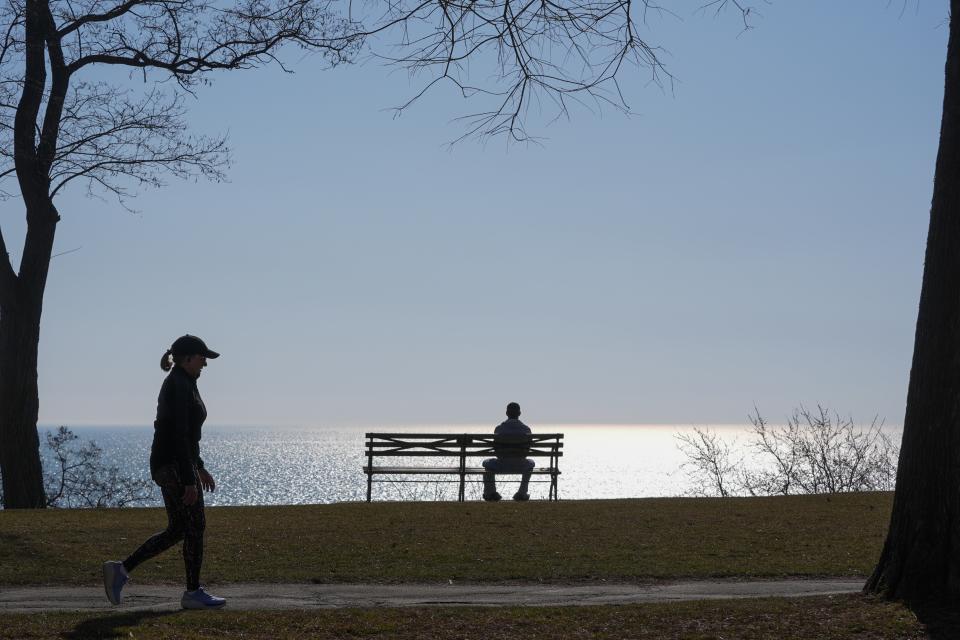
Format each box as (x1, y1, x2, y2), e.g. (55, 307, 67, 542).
(482, 459, 501, 501)
(514, 459, 535, 501)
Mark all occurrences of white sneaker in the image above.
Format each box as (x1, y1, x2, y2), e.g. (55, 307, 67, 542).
(181, 586, 227, 609)
(102, 560, 129, 605)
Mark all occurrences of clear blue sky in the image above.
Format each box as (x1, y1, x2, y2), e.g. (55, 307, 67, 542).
(12, 1, 946, 427)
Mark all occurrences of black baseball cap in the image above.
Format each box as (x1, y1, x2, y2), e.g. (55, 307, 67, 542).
(170, 334, 220, 359)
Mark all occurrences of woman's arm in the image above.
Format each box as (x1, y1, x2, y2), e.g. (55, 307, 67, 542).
(172, 376, 197, 488)
(198, 468, 216, 492)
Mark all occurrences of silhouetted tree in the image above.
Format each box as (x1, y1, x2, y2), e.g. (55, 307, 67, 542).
(865, 0, 960, 608)
(0, 0, 362, 508)
(0, 0, 659, 507)
(674, 0, 960, 609)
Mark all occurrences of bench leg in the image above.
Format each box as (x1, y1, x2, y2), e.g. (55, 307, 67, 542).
(366, 473, 372, 502)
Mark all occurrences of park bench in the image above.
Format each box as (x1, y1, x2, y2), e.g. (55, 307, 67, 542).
(363, 432, 563, 502)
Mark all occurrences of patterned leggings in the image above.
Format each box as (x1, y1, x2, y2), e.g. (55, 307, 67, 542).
(122, 465, 205, 591)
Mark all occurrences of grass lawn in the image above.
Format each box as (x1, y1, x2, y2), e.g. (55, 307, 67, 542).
(0, 493, 891, 585)
(0, 595, 926, 639)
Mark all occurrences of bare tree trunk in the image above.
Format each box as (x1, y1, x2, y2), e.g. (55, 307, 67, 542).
(0, 200, 56, 508)
(865, 0, 960, 606)
(0, 175, 57, 510)
(0, 305, 46, 508)
(0, 0, 61, 509)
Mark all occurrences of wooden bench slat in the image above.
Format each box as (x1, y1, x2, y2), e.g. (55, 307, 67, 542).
(364, 439, 564, 444)
(364, 467, 561, 474)
(365, 433, 564, 438)
(365, 444, 562, 449)
(365, 451, 563, 457)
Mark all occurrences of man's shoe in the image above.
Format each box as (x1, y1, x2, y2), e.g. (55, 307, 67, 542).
(181, 586, 227, 609)
(102, 560, 129, 605)
(512, 492, 530, 501)
(483, 492, 502, 502)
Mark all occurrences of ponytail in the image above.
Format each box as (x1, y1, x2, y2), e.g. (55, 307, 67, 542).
(160, 349, 173, 371)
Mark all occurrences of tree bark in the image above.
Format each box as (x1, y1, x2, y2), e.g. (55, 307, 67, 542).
(0, 0, 62, 509)
(0, 199, 56, 509)
(865, 0, 960, 606)
(0, 303, 47, 509)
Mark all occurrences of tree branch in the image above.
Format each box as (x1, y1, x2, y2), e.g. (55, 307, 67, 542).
(65, 0, 363, 76)
(43, 83, 229, 200)
(363, 0, 668, 142)
(38, 0, 69, 178)
(57, 0, 150, 38)
(13, 0, 45, 200)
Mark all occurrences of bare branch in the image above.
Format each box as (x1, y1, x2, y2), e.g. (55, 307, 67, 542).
(13, 0, 46, 192)
(46, 82, 229, 199)
(676, 427, 738, 497)
(56, 0, 148, 38)
(677, 406, 899, 497)
(38, 0, 70, 174)
(42, 426, 152, 508)
(699, 0, 762, 34)
(64, 0, 363, 76)
(1, 0, 361, 208)
(358, 0, 672, 142)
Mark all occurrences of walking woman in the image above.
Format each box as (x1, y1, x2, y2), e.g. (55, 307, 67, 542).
(103, 334, 226, 609)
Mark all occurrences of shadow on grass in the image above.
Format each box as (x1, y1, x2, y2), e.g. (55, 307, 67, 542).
(913, 601, 960, 640)
(62, 610, 177, 639)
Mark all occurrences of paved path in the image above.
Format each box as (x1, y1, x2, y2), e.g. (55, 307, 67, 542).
(0, 579, 864, 613)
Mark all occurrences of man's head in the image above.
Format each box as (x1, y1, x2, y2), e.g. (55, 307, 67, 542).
(506, 402, 521, 419)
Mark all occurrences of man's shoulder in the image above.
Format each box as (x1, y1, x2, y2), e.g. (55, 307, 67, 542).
(494, 419, 532, 435)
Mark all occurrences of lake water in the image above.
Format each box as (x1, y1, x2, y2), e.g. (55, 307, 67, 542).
(44, 423, 903, 506)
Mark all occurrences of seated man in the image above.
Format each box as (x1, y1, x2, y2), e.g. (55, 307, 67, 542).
(482, 402, 535, 502)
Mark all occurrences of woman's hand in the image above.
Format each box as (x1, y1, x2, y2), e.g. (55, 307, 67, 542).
(198, 468, 216, 492)
(182, 484, 198, 505)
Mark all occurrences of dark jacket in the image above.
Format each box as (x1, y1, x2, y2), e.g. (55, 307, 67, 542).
(493, 418, 532, 458)
(150, 365, 206, 485)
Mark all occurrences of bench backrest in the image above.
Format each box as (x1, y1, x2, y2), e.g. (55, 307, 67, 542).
(364, 433, 564, 460)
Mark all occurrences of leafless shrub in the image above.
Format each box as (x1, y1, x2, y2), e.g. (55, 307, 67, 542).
(42, 427, 152, 508)
(676, 406, 899, 497)
(379, 475, 458, 501)
(675, 427, 739, 497)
